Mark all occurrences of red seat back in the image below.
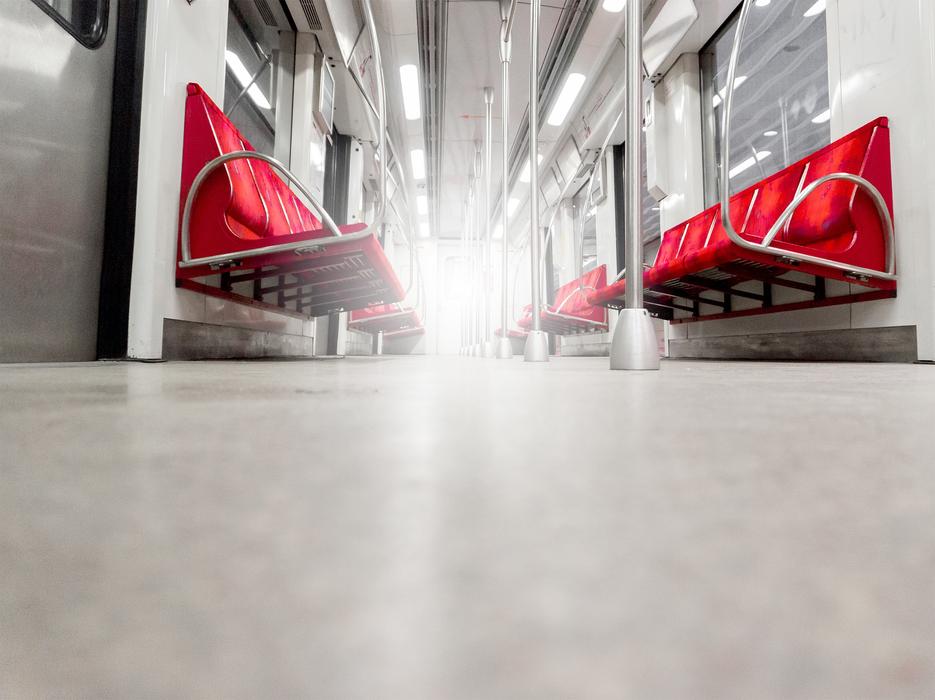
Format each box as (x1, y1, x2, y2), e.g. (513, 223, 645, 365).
(654, 225, 686, 267)
(783, 119, 880, 247)
(677, 209, 717, 261)
(190, 85, 268, 239)
(552, 265, 606, 318)
(702, 188, 758, 252)
(743, 165, 803, 242)
(180, 83, 323, 243)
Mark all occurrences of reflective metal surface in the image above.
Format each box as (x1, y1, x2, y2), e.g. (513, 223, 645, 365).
(0, 0, 117, 361)
(610, 0, 660, 370)
(523, 0, 547, 363)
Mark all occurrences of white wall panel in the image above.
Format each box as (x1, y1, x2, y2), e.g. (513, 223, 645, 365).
(827, 0, 935, 360)
(127, 0, 316, 359)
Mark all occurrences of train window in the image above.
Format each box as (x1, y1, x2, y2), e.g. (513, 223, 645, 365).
(30, 0, 108, 49)
(701, 0, 831, 205)
(580, 209, 598, 274)
(641, 136, 661, 242)
(224, 2, 295, 159)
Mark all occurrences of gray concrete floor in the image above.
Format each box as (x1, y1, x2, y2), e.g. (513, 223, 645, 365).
(1, 356, 934, 699)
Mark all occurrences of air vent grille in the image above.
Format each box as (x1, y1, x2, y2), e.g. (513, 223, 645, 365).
(253, 0, 276, 26)
(299, 0, 323, 30)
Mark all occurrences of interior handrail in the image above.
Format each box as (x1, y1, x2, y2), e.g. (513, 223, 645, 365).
(720, 0, 896, 282)
(180, 150, 355, 269)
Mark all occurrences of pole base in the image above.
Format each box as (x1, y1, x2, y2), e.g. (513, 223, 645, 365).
(496, 337, 514, 359)
(523, 330, 549, 362)
(483, 340, 496, 358)
(610, 308, 660, 370)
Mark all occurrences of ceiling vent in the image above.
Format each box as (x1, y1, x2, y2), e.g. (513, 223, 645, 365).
(298, 0, 323, 30)
(252, 0, 276, 27)
(416, 0, 448, 240)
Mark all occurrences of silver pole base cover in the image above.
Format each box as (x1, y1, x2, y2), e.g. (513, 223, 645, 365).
(496, 337, 514, 359)
(610, 308, 660, 370)
(483, 340, 496, 358)
(523, 330, 549, 362)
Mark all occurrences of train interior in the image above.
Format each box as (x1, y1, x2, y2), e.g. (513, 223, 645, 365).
(2, 0, 935, 696)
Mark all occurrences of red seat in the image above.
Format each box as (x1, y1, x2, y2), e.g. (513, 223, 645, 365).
(587, 118, 896, 322)
(348, 303, 423, 337)
(519, 265, 608, 334)
(177, 83, 404, 317)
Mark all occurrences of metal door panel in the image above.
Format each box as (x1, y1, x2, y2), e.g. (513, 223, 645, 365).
(0, 0, 117, 361)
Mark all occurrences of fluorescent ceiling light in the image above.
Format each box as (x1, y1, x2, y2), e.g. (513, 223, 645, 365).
(602, 0, 626, 12)
(812, 109, 831, 124)
(519, 154, 544, 183)
(729, 150, 771, 179)
(547, 73, 586, 126)
(225, 50, 271, 110)
(763, 130, 779, 137)
(419, 222, 430, 238)
(712, 76, 747, 109)
(417, 195, 428, 215)
(804, 0, 826, 18)
(507, 197, 520, 216)
(410, 149, 426, 180)
(755, 0, 771, 6)
(399, 64, 422, 120)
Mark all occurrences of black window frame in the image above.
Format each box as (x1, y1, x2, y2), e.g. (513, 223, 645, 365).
(29, 0, 110, 50)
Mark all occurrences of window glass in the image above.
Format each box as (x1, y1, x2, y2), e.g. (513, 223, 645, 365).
(31, 0, 108, 48)
(580, 210, 598, 273)
(224, 2, 294, 158)
(701, 0, 831, 205)
(641, 135, 660, 241)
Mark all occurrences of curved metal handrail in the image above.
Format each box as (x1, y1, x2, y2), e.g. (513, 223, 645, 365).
(721, 0, 896, 282)
(180, 151, 348, 268)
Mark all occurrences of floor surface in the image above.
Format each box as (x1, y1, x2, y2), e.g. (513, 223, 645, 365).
(1, 356, 934, 698)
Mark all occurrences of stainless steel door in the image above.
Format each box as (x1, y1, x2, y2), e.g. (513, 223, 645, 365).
(0, 0, 117, 362)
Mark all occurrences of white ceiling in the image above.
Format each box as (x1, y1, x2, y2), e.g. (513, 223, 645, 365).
(376, 0, 617, 242)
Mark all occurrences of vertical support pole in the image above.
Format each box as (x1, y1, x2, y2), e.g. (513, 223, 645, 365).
(468, 183, 478, 355)
(460, 199, 468, 353)
(483, 87, 496, 357)
(609, 0, 660, 371)
(472, 144, 483, 355)
(497, 15, 514, 359)
(523, 0, 549, 362)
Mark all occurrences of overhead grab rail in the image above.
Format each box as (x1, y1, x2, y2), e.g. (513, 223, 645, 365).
(180, 0, 388, 271)
(226, 51, 273, 118)
(720, 0, 896, 282)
